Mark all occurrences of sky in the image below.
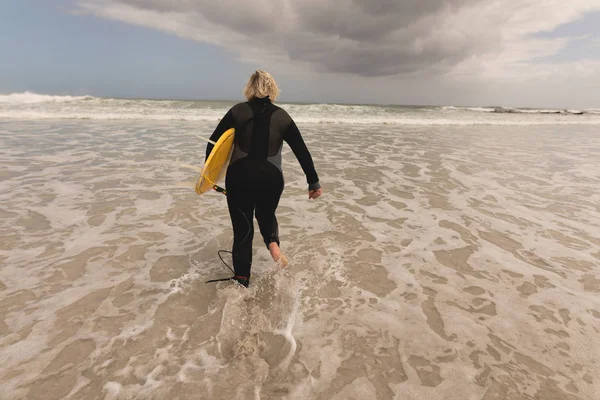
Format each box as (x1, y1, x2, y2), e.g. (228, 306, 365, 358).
(1, 0, 600, 108)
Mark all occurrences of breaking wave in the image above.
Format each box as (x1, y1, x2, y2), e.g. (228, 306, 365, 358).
(1, 92, 600, 125)
(0, 91, 96, 104)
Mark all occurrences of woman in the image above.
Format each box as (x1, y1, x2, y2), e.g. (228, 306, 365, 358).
(206, 70, 322, 287)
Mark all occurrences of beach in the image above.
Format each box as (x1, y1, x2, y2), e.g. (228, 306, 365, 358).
(1, 95, 599, 399)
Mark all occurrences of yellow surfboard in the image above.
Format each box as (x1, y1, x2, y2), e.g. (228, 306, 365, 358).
(195, 128, 235, 194)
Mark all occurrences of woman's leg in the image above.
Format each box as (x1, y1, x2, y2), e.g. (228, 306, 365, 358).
(225, 162, 255, 280)
(254, 163, 285, 264)
(227, 195, 254, 279)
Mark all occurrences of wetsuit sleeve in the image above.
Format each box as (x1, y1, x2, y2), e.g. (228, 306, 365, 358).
(205, 108, 234, 162)
(283, 120, 321, 190)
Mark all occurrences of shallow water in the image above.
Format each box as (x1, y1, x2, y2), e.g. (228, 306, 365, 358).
(0, 120, 599, 399)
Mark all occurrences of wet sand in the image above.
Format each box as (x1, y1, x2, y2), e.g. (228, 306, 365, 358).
(0, 120, 599, 399)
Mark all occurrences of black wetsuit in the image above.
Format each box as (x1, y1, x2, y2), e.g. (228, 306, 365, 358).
(206, 96, 320, 281)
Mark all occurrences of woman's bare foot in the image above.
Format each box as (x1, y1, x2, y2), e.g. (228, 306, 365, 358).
(277, 254, 289, 268)
(268, 242, 288, 268)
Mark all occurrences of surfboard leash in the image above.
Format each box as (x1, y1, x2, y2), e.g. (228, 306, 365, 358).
(212, 184, 227, 195)
(203, 180, 253, 287)
(202, 171, 227, 195)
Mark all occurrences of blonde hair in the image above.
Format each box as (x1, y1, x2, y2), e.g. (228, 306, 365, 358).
(243, 70, 280, 101)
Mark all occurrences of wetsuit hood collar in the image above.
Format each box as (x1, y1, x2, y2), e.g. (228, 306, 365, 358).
(250, 96, 271, 104)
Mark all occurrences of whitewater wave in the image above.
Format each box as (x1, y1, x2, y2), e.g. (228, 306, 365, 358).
(0, 110, 221, 122)
(1, 92, 600, 125)
(581, 108, 600, 115)
(0, 92, 96, 104)
(442, 106, 496, 113)
(2, 110, 600, 125)
(443, 105, 594, 115)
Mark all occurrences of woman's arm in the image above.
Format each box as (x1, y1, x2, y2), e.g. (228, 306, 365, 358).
(283, 119, 320, 190)
(205, 108, 234, 162)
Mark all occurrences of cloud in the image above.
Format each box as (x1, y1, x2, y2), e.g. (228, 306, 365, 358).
(75, 0, 600, 81)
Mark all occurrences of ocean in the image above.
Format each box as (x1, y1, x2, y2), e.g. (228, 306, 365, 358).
(0, 92, 599, 400)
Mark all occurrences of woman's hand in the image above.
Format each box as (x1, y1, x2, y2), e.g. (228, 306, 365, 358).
(308, 188, 323, 199)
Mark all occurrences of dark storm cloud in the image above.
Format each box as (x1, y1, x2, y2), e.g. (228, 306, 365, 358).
(78, 0, 594, 77)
